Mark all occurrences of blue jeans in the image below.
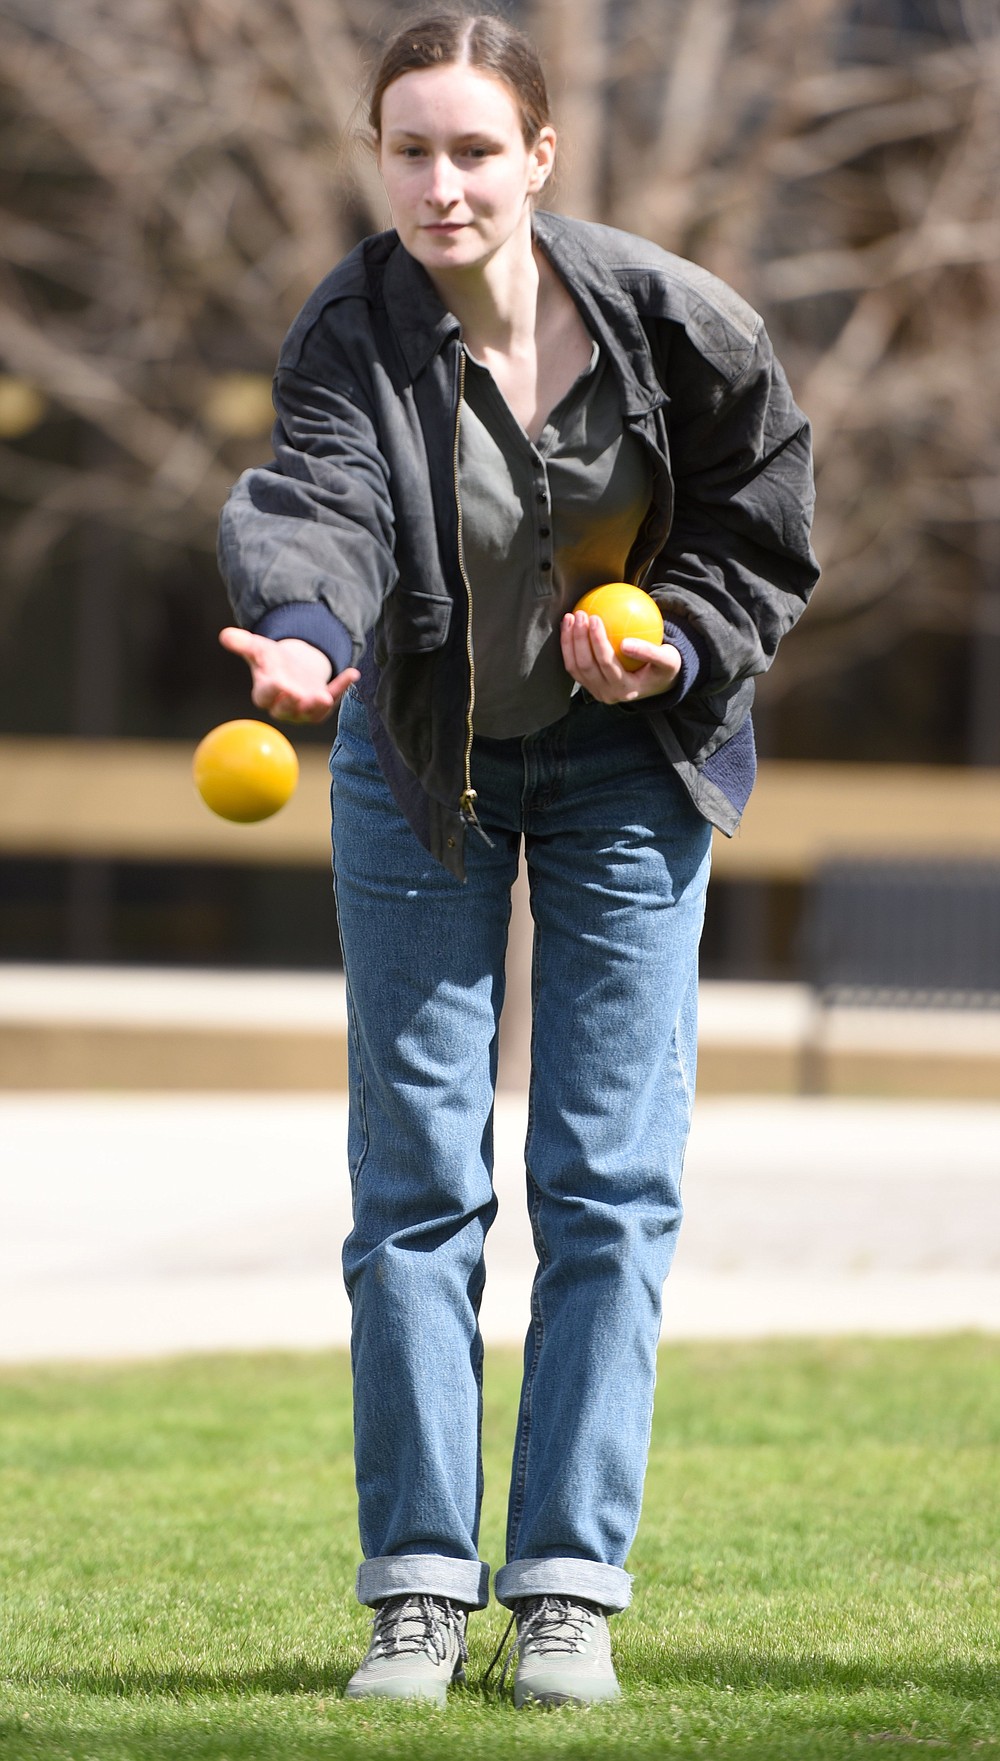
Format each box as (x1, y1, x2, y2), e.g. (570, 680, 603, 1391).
(330, 687, 712, 1613)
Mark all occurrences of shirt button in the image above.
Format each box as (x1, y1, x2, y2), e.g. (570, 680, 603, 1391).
(540, 559, 552, 572)
(539, 526, 551, 538)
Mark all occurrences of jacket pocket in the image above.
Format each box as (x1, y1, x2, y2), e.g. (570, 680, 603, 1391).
(377, 587, 453, 658)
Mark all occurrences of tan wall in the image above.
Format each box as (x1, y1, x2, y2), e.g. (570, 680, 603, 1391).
(3, 738, 1000, 873)
(4, 741, 999, 1099)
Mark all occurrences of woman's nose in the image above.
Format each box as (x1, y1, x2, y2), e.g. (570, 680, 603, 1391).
(426, 154, 461, 207)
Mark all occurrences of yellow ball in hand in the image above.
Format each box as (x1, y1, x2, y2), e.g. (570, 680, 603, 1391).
(193, 720, 299, 823)
(572, 583, 665, 671)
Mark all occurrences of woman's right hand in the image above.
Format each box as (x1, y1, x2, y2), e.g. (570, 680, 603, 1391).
(219, 628, 360, 725)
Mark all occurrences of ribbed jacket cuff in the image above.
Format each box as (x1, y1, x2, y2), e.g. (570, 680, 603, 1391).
(657, 619, 705, 706)
(254, 603, 355, 678)
(618, 617, 706, 714)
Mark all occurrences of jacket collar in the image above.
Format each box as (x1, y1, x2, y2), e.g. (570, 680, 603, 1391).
(380, 213, 668, 419)
(382, 238, 461, 378)
(532, 211, 668, 420)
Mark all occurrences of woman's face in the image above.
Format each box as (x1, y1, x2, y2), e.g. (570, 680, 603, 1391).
(376, 63, 555, 279)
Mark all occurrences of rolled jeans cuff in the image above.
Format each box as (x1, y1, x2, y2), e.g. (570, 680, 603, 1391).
(494, 1558, 632, 1613)
(356, 1554, 490, 1610)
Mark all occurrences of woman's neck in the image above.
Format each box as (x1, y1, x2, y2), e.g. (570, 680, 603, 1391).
(425, 213, 543, 359)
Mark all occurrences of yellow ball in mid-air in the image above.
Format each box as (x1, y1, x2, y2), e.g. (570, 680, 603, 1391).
(572, 583, 665, 671)
(193, 720, 299, 822)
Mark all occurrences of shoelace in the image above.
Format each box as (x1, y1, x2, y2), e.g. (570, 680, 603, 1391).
(367, 1595, 468, 1667)
(482, 1596, 596, 1693)
(517, 1596, 596, 1655)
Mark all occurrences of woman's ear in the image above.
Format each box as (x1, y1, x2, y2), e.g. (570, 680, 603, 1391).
(528, 125, 557, 195)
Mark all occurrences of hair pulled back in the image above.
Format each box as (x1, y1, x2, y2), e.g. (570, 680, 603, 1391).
(368, 11, 551, 147)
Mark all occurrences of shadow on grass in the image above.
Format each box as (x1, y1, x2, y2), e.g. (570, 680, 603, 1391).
(7, 1658, 354, 1699)
(7, 1646, 995, 1703)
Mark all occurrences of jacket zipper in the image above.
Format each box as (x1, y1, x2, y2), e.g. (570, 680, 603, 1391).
(452, 350, 492, 845)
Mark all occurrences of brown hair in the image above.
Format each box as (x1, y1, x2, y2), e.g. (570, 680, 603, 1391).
(368, 11, 551, 147)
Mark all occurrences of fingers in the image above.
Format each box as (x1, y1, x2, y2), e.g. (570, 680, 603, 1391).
(620, 638, 679, 675)
(218, 627, 359, 724)
(561, 613, 681, 703)
(561, 611, 638, 701)
(252, 667, 360, 726)
(252, 679, 328, 723)
(561, 610, 616, 689)
(219, 625, 267, 663)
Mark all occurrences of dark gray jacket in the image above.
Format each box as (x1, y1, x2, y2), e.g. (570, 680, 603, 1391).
(218, 210, 819, 877)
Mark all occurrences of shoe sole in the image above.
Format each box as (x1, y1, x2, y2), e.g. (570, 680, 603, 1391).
(515, 1683, 621, 1709)
(345, 1666, 465, 1706)
(345, 1681, 449, 1705)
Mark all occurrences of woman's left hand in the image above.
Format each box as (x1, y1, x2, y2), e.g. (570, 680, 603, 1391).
(560, 610, 682, 704)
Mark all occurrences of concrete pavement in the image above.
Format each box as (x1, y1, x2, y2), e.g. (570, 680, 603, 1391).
(2, 1093, 998, 1362)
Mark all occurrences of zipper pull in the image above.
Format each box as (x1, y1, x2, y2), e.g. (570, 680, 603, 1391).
(460, 788, 494, 847)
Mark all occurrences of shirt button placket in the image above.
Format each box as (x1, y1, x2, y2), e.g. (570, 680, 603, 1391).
(535, 457, 553, 594)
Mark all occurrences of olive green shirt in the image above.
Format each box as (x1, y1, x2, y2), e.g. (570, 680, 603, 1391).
(460, 342, 653, 739)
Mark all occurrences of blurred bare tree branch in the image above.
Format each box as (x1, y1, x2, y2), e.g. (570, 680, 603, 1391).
(558, 0, 1000, 705)
(0, 0, 387, 632)
(0, 0, 997, 718)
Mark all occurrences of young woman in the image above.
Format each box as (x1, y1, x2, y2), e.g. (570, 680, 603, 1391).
(218, 9, 818, 1708)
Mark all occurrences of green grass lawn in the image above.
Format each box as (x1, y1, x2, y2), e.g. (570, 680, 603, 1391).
(1, 1336, 997, 1759)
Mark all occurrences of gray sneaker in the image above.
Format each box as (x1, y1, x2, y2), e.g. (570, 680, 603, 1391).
(512, 1596, 621, 1707)
(345, 1594, 468, 1704)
